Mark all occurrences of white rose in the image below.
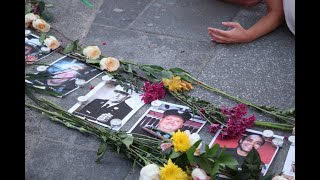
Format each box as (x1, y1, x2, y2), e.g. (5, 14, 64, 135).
(25, 13, 40, 28)
(184, 130, 202, 154)
(32, 19, 51, 32)
(139, 164, 160, 180)
(44, 36, 60, 50)
(83, 46, 101, 59)
(191, 168, 210, 180)
(100, 57, 120, 72)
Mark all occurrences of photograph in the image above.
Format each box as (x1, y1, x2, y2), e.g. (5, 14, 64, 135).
(68, 80, 145, 130)
(25, 33, 54, 64)
(282, 145, 295, 179)
(209, 129, 283, 176)
(128, 100, 207, 139)
(25, 56, 103, 97)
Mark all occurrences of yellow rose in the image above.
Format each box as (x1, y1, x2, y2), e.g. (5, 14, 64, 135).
(32, 19, 51, 32)
(83, 46, 101, 59)
(100, 57, 120, 72)
(44, 36, 60, 50)
(25, 13, 40, 28)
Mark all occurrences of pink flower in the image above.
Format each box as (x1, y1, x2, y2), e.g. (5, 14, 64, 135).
(214, 104, 256, 140)
(90, 86, 94, 90)
(160, 143, 173, 151)
(208, 124, 221, 134)
(140, 82, 166, 103)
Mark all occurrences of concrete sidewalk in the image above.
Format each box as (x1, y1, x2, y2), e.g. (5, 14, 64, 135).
(25, 0, 295, 179)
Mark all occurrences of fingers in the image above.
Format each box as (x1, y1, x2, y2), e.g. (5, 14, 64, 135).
(222, 22, 241, 28)
(208, 27, 230, 38)
(208, 31, 231, 44)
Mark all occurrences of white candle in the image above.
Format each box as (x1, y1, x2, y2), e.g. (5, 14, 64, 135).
(41, 47, 51, 54)
(77, 96, 88, 104)
(110, 118, 122, 129)
(151, 100, 161, 107)
(102, 75, 112, 82)
(262, 130, 274, 138)
(288, 136, 295, 146)
(75, 79, 86, 87)
(272, 138, 283, 148)
(36, 65, 47, 72)
(25, 30, 31, 36)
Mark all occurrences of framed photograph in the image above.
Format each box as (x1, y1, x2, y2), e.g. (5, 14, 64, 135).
(25, 56, 103, 97)
(209, 129, 284, 176)
(68, 81, 145, 131)
(282, 145, 295, 179)
(128, 100, 207, 139)
(25, 33, 55, 64)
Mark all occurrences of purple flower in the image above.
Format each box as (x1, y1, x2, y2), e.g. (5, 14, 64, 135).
(208, 124, 221, 134)
(140, 82, 166, 103)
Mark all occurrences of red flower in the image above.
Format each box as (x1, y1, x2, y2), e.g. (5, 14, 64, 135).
(140, 82, 166, 103)
(211, 103, 256, 140)
(90, 86, 94, 90)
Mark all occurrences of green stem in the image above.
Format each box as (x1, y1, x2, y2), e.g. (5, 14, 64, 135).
(254, 121, 293, 131)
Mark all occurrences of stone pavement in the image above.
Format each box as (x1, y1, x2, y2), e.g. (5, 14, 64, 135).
(25, 0, 295, 179)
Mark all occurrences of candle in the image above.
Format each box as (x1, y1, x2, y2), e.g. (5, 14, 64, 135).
(110, 118, 122, 129)
(262, 130, 274, 141)
(102, 75, 112, 82)
(75, 79, 86, 87)
(41, 47, 51, 54)
(36, 65, 47, 72)
(151, 100, 162, 107)
(77, 96, 88, 104)
(288, 136, 295, 146)
(272, 138, 283, 148)
(25, 30, 31, 36)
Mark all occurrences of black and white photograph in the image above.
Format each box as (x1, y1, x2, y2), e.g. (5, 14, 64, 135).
(68, 81, 145, 130)
(25, 33, 54, 64)
(128, 100, 207, 139)
(25, 56, 103, 97)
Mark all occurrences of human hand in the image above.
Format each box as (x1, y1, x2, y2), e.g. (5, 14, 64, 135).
(208, 22, 253, 44)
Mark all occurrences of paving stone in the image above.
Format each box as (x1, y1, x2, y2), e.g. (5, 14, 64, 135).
(128, 0, 239, 41)
(25, 138, 133, 180)
(94, 0, 153, 28)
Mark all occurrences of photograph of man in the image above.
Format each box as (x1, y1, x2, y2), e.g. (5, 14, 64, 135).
(223, 133, 266, 166)
(26, 56, 102, 96)
(131, 109, 192, 139)
(25, 34, 51, 63)
(73, 89, 133, 126)
(211, 130, 281, 177)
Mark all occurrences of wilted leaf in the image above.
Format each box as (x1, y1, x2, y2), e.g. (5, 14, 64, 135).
(96, 142, 107, 163)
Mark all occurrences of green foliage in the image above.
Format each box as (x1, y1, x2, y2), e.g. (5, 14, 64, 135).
(96, 142, 108, 163)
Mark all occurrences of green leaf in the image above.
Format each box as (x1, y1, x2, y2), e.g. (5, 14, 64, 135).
(25, 4, 32, 14)
(40, 10, 54, 23)
(186, 140, 202, 163)
(63, 41, 77, 54)
(122, 136, 134, 149)
(45, 3, 54, 7)
(37, 1, 45, 14)
(210, 160, 220, 178)
(205, 144, 219, 158)
(140, 66, 158, 79)
(39, 33, 46, 45)
(127, 64, 133, 73)
(81, 0, 94, 8)
(217, 153, 238, 170)
(96, 142, 107, 163)
(169, 151, 183, 159)
(86, 59, 100, 64)
(148, 65, 164, 71)
(168, 68, 190, 74)
(195, 157, 213, 174)
(161, 70, 173, 79)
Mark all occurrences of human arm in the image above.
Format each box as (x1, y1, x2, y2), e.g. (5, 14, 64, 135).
(208, 0, 285, 44)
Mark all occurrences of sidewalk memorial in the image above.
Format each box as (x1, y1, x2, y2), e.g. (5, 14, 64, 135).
(25, 56, 102, 97)
(128, 100, 206, 139)
(68, 80, 144, 130)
